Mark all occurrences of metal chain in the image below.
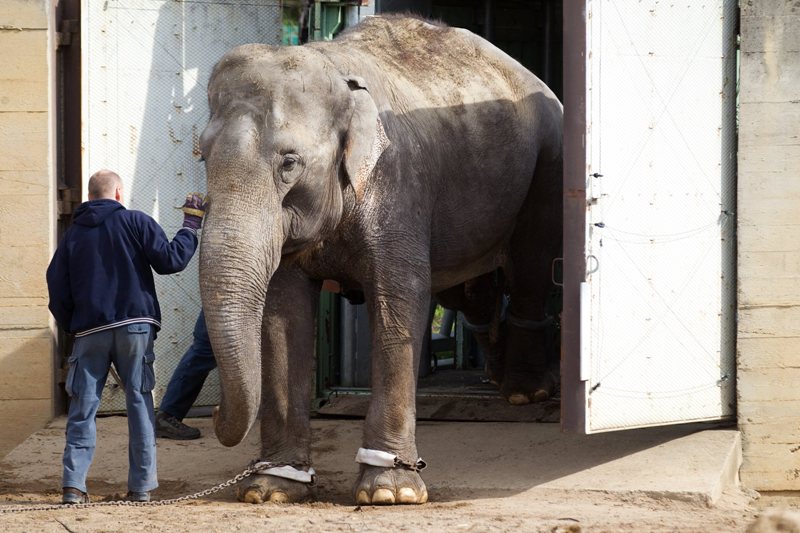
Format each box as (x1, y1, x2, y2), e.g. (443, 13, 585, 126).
(0, 463, 261, 514)
(394, 457, 427, 472)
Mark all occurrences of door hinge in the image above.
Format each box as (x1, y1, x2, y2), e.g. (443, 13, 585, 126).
(56, 19, 79, 47)
(57, 186, 81, 217)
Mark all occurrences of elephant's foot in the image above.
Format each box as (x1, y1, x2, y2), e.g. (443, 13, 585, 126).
(353, 465, 428, 505)
(500, 316, 559, 405)
(237, 474, 316, 504)
(500, 367, 559, 405)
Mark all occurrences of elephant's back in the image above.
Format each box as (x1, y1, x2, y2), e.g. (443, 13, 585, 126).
(310, 16, 563, 282)
(312, 15, 559, 117)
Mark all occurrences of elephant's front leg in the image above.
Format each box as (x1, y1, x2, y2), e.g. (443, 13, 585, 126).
(354, 271, 431, 505)
(238, 264, 320, 504)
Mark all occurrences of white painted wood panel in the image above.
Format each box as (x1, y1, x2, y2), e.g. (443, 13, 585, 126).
(579, 0, 738, 432)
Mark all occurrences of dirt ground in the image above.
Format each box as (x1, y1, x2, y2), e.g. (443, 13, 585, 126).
(0, 416, 793, 532)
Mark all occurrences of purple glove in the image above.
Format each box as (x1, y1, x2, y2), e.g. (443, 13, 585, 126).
(182, 193, 208, 231)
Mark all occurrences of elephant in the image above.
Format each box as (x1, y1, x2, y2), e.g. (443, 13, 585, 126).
(198, 15, 563, 505)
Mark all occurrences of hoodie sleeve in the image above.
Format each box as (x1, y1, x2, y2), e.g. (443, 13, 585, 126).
(46, 242, 74, 333)
(137, 213, 199, 275)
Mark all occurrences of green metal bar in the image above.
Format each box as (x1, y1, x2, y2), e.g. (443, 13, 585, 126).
(312, 1, 323, 41)
(315, 291, 340, 399)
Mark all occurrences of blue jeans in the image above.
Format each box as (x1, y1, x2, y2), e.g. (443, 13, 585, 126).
(158, 310, 216, 420)
(63, 323, 157, 493)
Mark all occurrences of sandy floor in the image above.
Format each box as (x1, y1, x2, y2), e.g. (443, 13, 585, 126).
(0, 416, 791, 532)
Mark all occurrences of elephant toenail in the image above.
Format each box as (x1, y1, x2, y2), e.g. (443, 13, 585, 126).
(507, 393, 530, 405)
(397, 487, 418, 503)
(532, 389, 550, 402)
(268, 491, 290, 503)
(356, 490, 371, 505)
(242, 488, 264, 504)
(372, 488, 396, 505)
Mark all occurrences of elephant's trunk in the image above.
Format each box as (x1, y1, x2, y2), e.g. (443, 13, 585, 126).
(199, 204, 280, 447)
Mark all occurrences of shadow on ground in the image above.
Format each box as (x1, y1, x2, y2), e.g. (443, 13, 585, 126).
(0, 414, 739, 508)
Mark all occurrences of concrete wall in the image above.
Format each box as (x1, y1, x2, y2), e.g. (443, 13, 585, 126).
(738, 1, 800, 490)
(0, 0, 55, 458)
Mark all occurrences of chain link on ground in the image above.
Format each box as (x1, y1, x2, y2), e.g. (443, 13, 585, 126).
(0, 463, 260, 514)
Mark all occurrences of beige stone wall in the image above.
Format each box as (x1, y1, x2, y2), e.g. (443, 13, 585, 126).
(738, 1, 800, 490)
(0, 0, 55, 458)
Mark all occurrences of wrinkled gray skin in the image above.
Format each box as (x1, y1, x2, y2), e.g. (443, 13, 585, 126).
(198, 15, 563, 505)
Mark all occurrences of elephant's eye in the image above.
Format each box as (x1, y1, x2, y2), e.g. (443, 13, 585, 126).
(282, 155, 298, 172)
(279, 154, 303, 184)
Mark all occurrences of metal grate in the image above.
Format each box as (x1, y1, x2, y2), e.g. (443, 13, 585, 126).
(82, 0, 283, 412)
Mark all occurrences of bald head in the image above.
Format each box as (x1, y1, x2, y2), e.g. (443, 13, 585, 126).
(88, 170, 123, 201)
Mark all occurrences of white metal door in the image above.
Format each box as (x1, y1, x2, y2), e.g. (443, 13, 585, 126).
(81, 0, 283, 411)
(565, 0, 738, 432)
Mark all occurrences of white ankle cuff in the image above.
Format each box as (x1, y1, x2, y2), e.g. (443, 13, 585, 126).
(355, 447, 398, 468)
(256, 464, 316, 484)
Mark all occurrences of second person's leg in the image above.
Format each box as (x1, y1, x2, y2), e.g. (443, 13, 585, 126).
(157, 311, 215, 439)
(159, 311, 212, 420)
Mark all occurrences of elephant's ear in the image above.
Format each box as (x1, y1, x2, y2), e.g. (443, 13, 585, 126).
(342, 76, 389, 195)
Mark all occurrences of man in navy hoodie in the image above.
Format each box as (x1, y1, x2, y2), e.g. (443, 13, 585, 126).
(46, 169, 207, 504)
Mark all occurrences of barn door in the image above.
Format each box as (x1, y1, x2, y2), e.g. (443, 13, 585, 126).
(81, 0, 283, 412)
(562, 0, 738, 433)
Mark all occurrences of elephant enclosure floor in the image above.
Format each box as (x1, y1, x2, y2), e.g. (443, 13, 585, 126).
(0, 416, 781, 532)
(318, 368, 561, 423)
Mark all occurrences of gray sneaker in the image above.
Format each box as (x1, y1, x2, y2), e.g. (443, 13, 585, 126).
(62, 487, 89, 504)
(126, 491, 150, 502)
(155, 412, 201, 440)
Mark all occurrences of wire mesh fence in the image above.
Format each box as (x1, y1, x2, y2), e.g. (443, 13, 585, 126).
(82, 0, 284, 412)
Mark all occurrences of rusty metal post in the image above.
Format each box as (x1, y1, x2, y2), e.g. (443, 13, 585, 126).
(561, 0, 588, 433)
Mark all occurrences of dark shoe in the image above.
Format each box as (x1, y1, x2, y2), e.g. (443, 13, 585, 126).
(126, 491, 150, 502)
(62, 487, 89, 504)
(155, 412, 201, 440)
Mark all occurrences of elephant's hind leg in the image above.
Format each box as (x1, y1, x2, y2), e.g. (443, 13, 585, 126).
(435, 273, 506, 385)
(502, 153, 563, 404)
(502, 316, 560, 404)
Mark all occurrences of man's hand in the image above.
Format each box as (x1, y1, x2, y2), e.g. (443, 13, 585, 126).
(182, 193, 208, 231)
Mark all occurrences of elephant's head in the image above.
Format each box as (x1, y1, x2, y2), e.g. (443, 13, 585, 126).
(198, 44, 388, 446)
